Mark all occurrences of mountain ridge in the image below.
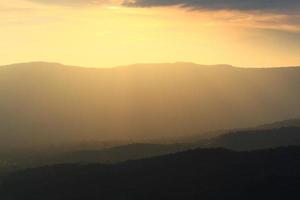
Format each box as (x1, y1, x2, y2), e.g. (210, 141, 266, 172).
(2, 61, 300, 70)
(1, 61, 300, 151)
(1, 146, 299, 200)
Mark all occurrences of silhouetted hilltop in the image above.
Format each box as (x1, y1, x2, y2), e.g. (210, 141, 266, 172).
(58, 143, 189, 163)
(9, 143, 191, 167)
(1, 62, 300, 151)
(1, 146, 299, 200)
(0, 123, 299, 171)
(257, 118, 300, 129)
(205, 127, 300, 150)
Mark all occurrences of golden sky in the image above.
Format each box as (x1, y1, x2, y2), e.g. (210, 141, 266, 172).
(1, 0, 300, 67)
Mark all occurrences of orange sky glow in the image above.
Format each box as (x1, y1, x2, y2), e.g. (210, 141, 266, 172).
(1, 0, 300, 67)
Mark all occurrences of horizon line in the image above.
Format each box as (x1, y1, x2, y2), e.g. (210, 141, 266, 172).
(1, 61, 300, 70)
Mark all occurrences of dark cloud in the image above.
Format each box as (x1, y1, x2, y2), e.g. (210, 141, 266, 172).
(27, 0, 300, 13)
(123, 0, 300, 13)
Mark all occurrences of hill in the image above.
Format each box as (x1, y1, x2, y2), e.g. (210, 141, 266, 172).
(257, 118, 300, 129)
(1, 62, 300, 150)
(1, 146, 299, 200)
(0, 123, 299, 170)
(205, 127, 300, 150)
(4, 143, 191, 168)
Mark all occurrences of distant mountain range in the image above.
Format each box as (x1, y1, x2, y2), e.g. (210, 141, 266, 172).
(1, 146, 299, 200)
(257, 118, 300, 129)
(203, 118, 300, 150)
(205, 126, 300, 150)
(0, 120, 298, 171)
(3, 143, 191, 168)
(1, 62, 300, 151)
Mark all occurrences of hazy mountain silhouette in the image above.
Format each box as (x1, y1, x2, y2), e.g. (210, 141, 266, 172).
(205, 127, 300, 150)
(1, 146, 299, 200)
(257, 118, 300, 129)
(1, 125, 299, 172)
(54, 126, 300, 164)
(1, 62, 300, 151)
(2, 143, 191, 169)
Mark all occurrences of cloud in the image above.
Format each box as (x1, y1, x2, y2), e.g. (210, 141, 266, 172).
(27, 0, 300, 13)
(123, 0, 300, 13)
(220, 13, 300, 32)
(122, 0, 300, 32)
(23, 0, 300, 32)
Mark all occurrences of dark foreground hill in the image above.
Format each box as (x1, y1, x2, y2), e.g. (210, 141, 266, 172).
(1, 146, 300, 200)
(1, 62, 300, 151)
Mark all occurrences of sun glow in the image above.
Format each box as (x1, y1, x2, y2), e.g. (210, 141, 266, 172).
(0, 0, 300, 67)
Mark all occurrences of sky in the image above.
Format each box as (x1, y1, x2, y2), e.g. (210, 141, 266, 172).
(1, 0, 300, 68)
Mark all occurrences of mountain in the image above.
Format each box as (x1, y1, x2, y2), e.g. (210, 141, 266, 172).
(1, 146, 299, 200)
(257, 118, 300, 129)
(205, 127, 300, 150)
(2, 143, 191, 168)
(0, 125, 298, 169)
(1, 62, 300, 151)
